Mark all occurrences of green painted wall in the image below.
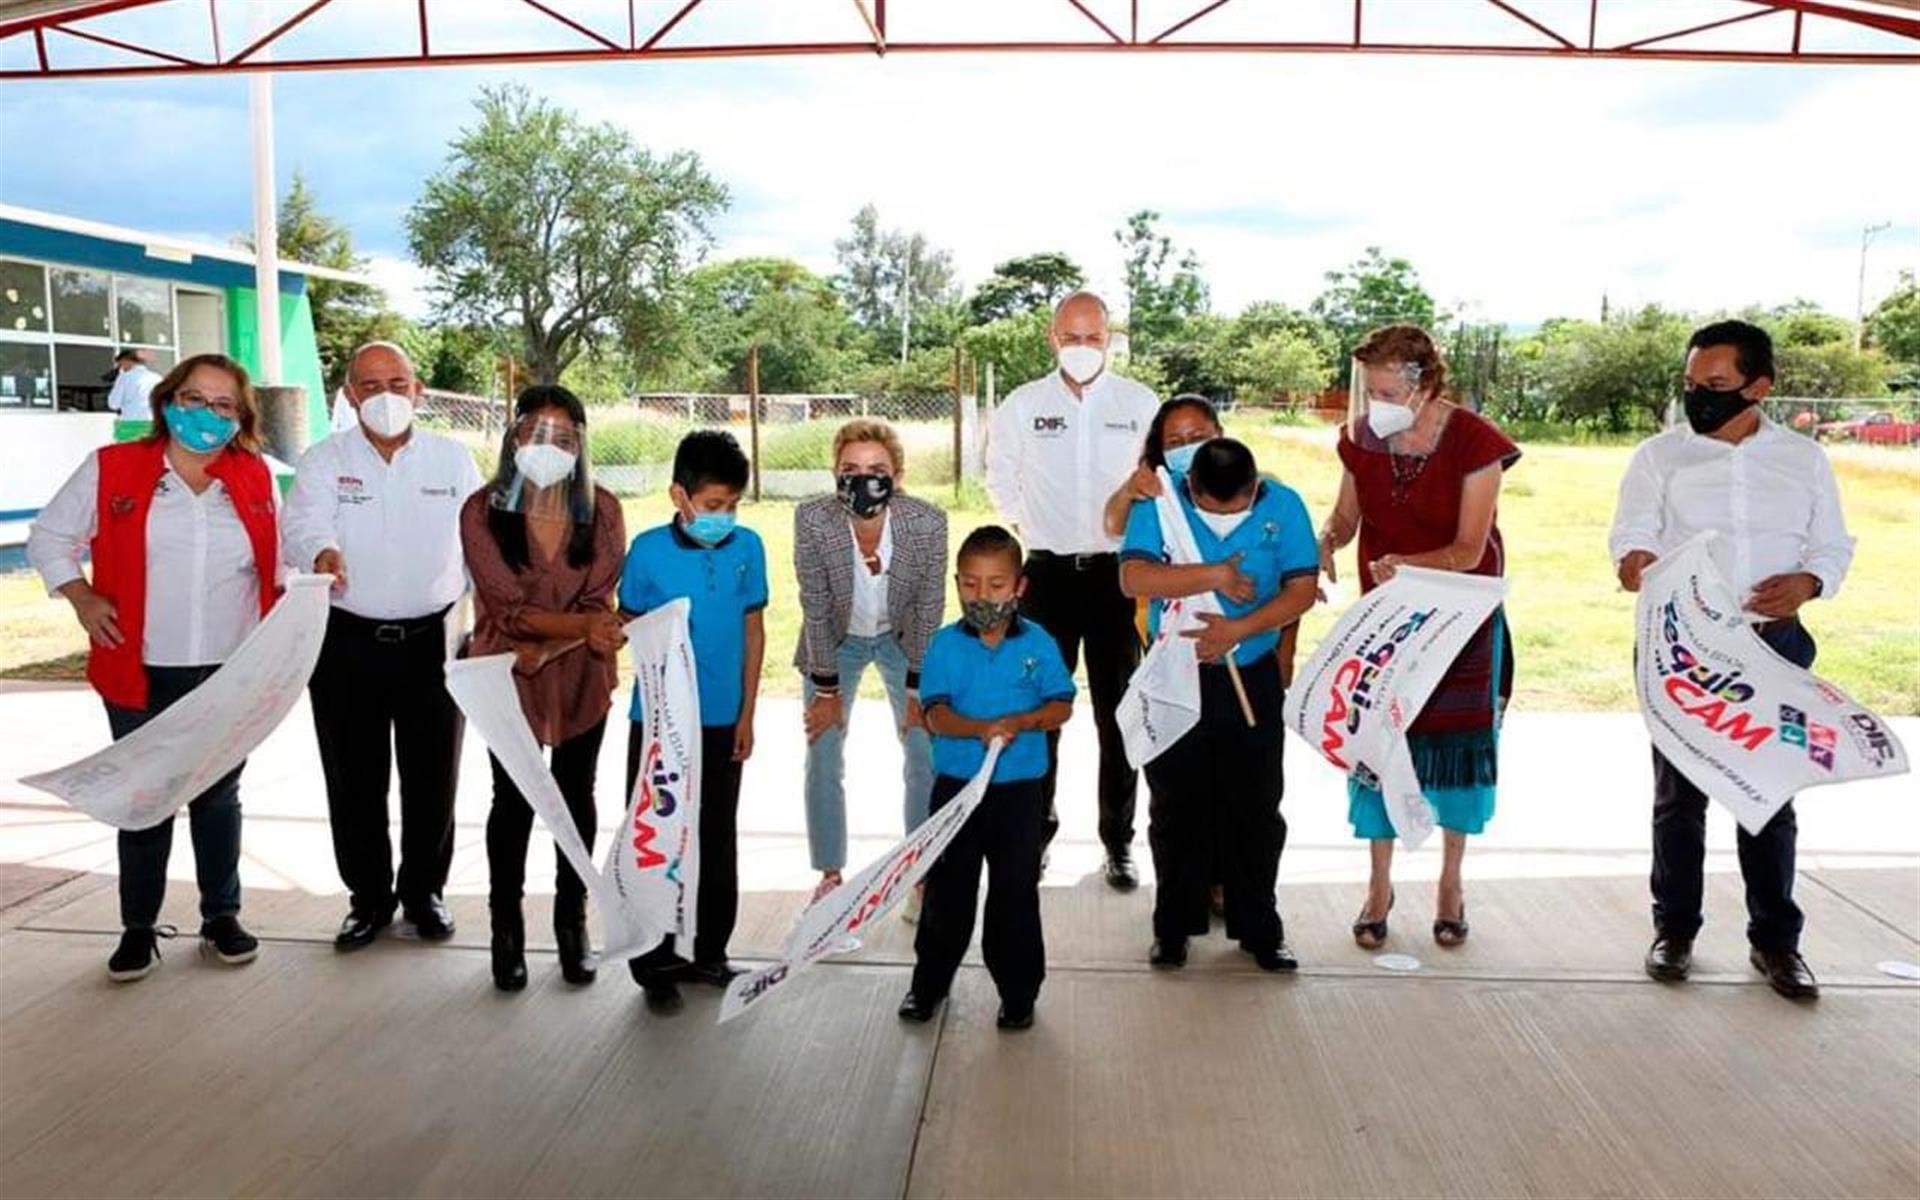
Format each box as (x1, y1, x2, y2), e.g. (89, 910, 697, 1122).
(226, 286, 329, 442)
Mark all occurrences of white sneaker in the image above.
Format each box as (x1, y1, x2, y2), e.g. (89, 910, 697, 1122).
(902, 885, 923, 926)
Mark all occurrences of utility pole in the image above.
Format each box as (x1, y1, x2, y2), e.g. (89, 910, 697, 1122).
(1857, 221, 1891, 350)
(897, 243, 914, 365)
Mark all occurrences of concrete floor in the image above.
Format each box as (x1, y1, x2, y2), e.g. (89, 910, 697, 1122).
(2, 686, 1916, 1198)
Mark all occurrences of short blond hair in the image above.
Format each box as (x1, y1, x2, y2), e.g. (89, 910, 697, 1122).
(831, 418, 905, 475)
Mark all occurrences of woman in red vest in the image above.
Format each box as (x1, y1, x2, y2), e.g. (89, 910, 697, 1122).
(25, 353, 281, 983)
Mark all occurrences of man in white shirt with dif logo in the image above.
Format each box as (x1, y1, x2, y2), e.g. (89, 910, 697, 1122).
(986, 291, 1160, 891)
(283, 342, 484, 951)
(1610, 319, 1855, 1002)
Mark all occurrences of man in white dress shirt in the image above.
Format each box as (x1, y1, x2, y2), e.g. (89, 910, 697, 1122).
(283, 342, 484, 950)
(1609, 319, 1855, 1001)
(105, 349, 159, 423)
(986, 291, 1160, 890)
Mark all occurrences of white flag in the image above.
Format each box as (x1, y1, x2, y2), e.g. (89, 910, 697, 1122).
(612, 600, 703, 954)
(22, 573, 333, 831)
(719, 742, 1005, 1024)
(1283, 568, 1509, 849)
(1635, 533, 1908, 833)
(443, 600, 702, 962)
(1118, 467, 1225, 769)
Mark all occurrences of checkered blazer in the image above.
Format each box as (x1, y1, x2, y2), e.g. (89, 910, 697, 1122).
(791, 493, 948, 690)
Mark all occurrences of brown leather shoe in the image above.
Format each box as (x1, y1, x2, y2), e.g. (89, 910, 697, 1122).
(1644, 936, 1693, 982)
(1750, 947, 1819, 1000)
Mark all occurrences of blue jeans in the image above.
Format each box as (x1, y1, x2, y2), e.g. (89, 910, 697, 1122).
(802, 633, 933, 872)
(104, 665, 244, 930)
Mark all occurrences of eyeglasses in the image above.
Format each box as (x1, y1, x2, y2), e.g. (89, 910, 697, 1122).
(173, 390, 241, 419)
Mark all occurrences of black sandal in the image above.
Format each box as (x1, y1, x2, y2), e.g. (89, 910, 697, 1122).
(1433, 904, 1469, 948)
(1352, 890, 1394, 949)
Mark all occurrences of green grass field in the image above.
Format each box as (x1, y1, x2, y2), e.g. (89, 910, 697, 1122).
(4, 423, 1915, 713)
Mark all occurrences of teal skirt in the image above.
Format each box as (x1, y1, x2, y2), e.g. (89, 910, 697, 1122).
(1346, 615, 1506, 841)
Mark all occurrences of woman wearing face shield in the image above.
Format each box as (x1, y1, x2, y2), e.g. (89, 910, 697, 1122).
(1320, 325, 1521, 951)
(460, 385, 627, 992)
(792, 419, 948, 917)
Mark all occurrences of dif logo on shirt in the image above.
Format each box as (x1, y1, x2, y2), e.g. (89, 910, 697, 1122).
(1032, 416, 1068, 434)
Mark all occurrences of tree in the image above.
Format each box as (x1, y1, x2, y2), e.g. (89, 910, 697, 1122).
(1531, 306, 1692, 433)
(1773, 342, 1891, 398)
(247, 173, 401, 387)
(1115, 211, 1207, 362)
(407, 84, 728, 385)
(960, 309, 1055, 395)
(1866, 271, 1920, 366)
(1310, 247, 1440, 380)
(967, 252, 1085, 324)
(1230, 329, 1334, 403)
(680, 257, 862, 393)
(831, 204, 958, 360)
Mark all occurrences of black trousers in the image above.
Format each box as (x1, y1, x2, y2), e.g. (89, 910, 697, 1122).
(308, 606, 463, 917)
(911, 774, 1047, 1007)
(1020, 551, 1141, 853)
(1144, 656, 1288, 952)
(105, 665, 243, 930)
(628, 724, 744, 977)
(1651, 618, 1815, 952)
(486, 717, 605, 925)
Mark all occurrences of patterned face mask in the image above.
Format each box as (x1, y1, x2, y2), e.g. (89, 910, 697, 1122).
(836, 472, 894, 519)
(962, 596, 1019, 633)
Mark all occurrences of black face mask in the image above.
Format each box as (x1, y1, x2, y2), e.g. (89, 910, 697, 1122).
(836, 472, 894, 519)
(1683, 383, 1755, 435)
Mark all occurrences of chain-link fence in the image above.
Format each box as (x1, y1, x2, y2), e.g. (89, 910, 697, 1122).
(418, 386, 988, 497)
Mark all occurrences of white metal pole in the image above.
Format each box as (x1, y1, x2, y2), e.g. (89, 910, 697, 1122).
(1856, 221, 1890, 351)
(247, 14, 282, 385)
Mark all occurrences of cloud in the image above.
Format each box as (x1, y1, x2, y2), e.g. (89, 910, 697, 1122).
(3, 45, 1914, 326)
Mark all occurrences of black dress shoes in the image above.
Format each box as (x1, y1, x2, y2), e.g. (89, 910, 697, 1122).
(335, 908, 391, 951)
(490, 908, 527, 992)
(1644, 936, 1693, 982)
(1751, 947, 1819, 1000)
(405, 896, 456, 942)
(1149, 938, 1188, 969)
(897, 991, 941, 1023)
(1251, 942, 1299, 973)
(1104, 847, 1139, 892)
(628, 957, 684, 1012)
(684, 960, 744, 988)
(996, 1001, 1035, 1031)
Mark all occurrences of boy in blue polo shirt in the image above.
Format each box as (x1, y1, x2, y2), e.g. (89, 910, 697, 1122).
(1119, 437, 1318, 973)
(898, 525, 1075, 1032)
(619, 430, 767, 1013)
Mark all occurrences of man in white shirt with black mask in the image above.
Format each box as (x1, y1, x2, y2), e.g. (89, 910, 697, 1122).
(1610, 319, 1855, 1002)
(284, 341, 484, 950)
(986, 291, 1160, 890)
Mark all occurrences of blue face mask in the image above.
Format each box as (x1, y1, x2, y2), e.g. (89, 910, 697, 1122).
(1163, 442, 1201, 478)
(164, 404, 239, 453)
(682, 510, 737, 546)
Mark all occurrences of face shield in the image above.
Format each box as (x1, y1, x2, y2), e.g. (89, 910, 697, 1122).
(492, 412, 594, 520)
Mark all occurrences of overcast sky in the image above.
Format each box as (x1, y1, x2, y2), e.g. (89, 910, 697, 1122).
(1, 0, 1915, 328)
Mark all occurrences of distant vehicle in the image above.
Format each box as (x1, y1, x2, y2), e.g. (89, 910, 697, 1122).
(1815, 410, 1920, 446)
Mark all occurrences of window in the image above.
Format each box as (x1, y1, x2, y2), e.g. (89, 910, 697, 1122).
(54, 343, 115, 412)
(0, 342, 52, 408)
(115, 275, 173, 347)
(0, 259, 47, 334)
(50, 267, 112, 338)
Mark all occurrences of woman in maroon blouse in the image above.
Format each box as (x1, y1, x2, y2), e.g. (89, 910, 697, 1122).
(1318, 325, 1520, 951)
(462, 385, 627, 992)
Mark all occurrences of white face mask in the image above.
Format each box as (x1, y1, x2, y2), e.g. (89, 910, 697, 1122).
(357, 391, 414, 439)
(1195, 507, 1251, 538)
(1366, 399, 1417, 439)
(1057, 344, 1106, 386)
(514, 443, 577, 489)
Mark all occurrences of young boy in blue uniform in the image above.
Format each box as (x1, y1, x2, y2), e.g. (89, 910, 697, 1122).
(899, 526, 1075, 1032)
(619, 431, 767, 1013)
(1118, 437, 1319, 971)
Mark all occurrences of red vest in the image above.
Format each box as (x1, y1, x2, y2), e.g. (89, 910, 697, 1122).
(88, 438, 280, 710)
